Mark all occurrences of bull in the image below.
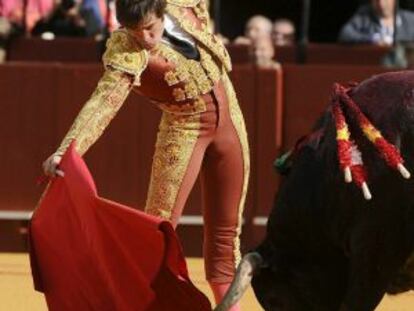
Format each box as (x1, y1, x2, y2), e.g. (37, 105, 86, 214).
(215, 71, 414, 311)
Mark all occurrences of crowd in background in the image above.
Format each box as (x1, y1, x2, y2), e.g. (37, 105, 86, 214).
(232, 0, 414, 68)
(0, 0, 118, 37)
(232, 15, 295, 69)
(1, 0, 414, 68)
(0, 0, 120, 61)
(0, 0, 117, 56)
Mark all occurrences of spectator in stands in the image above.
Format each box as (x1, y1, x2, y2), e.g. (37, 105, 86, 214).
(0, 0, 54, 33)
(82, 0, 104, 35)
(338, 0, 414, 45)
(32, 0, 104, 37)
(0, 0, 49, 61)
(98, 0, 118, 33)
(0, 17, 11, 62)
(249, 36, 280, 69)
(1, 1, 23, 38)
(234, 15, 272, 45)
(272, 18, 295, 46)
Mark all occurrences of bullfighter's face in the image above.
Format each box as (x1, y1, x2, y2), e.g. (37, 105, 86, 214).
(128, 13, 165, 50)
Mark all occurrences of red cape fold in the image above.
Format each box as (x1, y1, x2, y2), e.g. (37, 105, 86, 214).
(29, 142, 212, 311)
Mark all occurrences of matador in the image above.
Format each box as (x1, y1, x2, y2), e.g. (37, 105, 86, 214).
(43, 0, 249, 309)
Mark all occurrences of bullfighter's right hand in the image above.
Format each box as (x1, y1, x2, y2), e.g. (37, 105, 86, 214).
(42, 154, 65, 178)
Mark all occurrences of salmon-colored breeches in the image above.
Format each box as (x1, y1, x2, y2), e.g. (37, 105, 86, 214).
(144, 74, 250, 283)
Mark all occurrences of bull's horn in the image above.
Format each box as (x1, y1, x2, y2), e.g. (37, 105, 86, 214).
(344, 167, 352, 183)
(362, 182, 372, 201)
(397, 164, 411, 179)
(214, 252, 264, 311)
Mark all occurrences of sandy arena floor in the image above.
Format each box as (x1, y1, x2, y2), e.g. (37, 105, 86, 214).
(1, 253, 413, 310)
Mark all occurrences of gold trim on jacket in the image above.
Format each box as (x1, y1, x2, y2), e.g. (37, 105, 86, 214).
(153, 43, 223, 115)
(102, 30, 149, 86)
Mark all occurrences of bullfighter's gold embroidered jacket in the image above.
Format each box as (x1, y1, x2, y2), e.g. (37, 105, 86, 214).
(55, 0, 232, 157)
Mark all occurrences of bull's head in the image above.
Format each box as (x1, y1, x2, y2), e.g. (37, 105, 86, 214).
(347, 71, 414, 198)
(345, 71, 414, 151)
(327, 71, 414, 199)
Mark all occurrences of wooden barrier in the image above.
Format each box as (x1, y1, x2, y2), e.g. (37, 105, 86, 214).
(242, 67, 284, 248)
(6, 38, 391, 66)
(281, 64, 390, 150)
(7, 37, 102, 62)
(227, 43, 391, 65)
(305, 44, 391, 65)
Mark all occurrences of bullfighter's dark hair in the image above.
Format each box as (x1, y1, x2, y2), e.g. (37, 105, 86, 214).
(116, 0, 166, 28)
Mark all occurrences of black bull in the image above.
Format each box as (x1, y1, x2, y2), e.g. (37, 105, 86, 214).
(215, 71, 414, 311)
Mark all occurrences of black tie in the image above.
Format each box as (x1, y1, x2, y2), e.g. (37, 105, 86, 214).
(162, 29, 200, 61)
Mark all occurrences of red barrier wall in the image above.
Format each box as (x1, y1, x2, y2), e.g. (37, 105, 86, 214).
(6, 38, 391, 66)
(305, 44, 390, 65)
(7, 38, 102, 62)
(227, 43, 391, 65)
(282, 64, 390, 150)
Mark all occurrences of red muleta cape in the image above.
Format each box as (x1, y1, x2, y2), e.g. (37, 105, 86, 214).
(29, 143, 212, 311)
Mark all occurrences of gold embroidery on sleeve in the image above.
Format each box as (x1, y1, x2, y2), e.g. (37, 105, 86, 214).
(55, 70, 133, 157)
